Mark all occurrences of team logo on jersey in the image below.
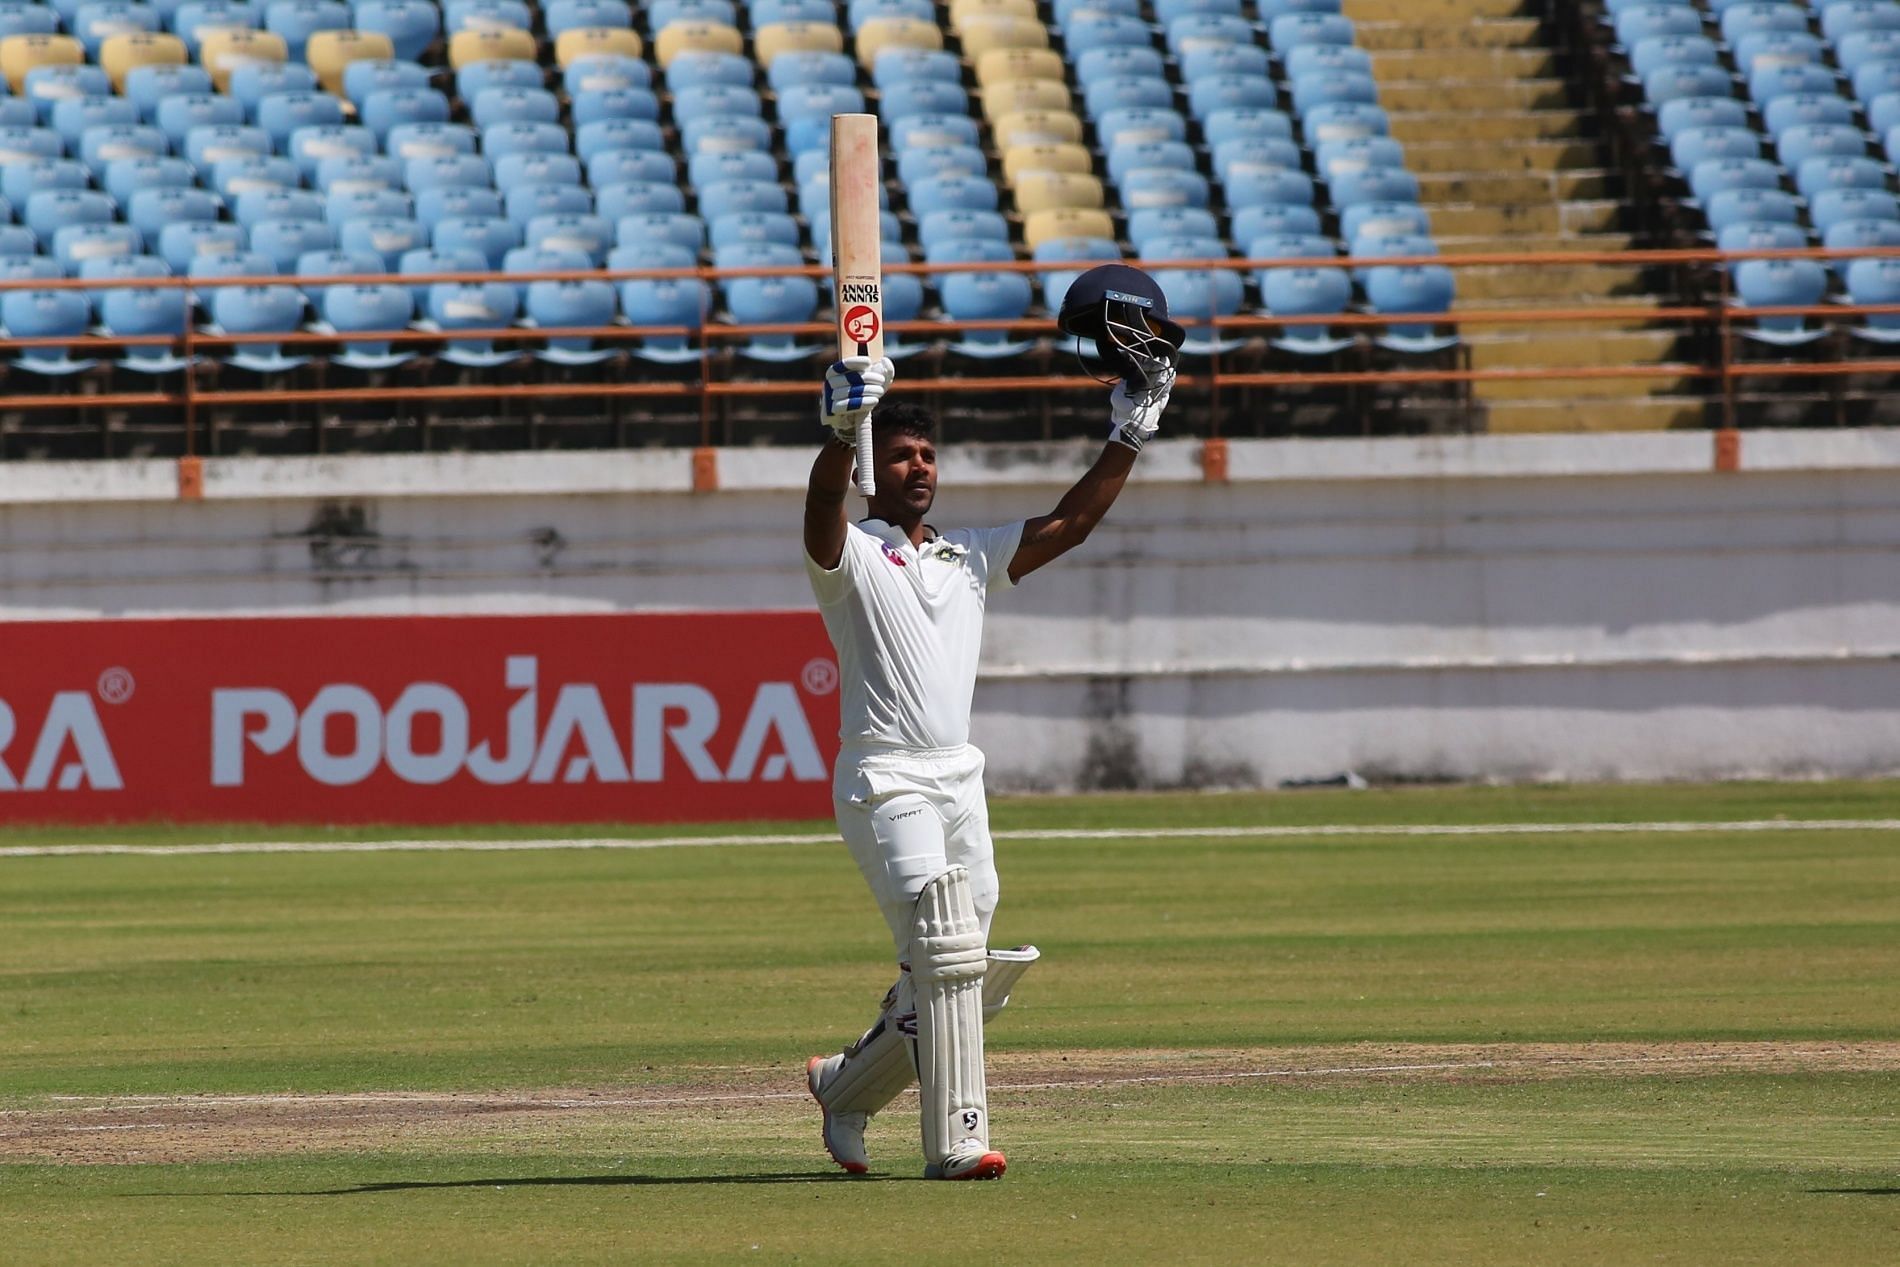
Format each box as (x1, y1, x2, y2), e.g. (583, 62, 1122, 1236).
(880, 542, 908, 567)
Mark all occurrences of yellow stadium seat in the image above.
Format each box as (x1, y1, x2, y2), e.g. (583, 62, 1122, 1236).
(1, 33, 85, 93)
(1003, 142, 1093, 184)
(1012, 170, 1105, 215)
(852, 17, 941, 70)
(447, 25, 537, 70)
(198, 28, 288, 92)
(1023, 207, 1116, 251)
(974, 47, 1065, 87)
(754, 20, 845, 67)
(100, 32, 188, 91)
(957, 15, 1049, 61)
(982, 76, 1071, 122)
(306, 29, 396, 93)
(654, 20, 744, 68)
(948, 0, 1038, 31)
(992, 109, 1084, 149)
(554, 26, 642, 67)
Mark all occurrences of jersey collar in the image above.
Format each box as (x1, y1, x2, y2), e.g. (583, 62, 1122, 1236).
(860, 518, 937, 551)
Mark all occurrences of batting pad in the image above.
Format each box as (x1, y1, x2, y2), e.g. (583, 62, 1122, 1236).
(818, 946, 1041, 1118)
(910, 865, 990, 1163)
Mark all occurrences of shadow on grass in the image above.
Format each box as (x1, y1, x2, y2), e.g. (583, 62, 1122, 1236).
(130, 1171, 895, 1197)
(1807, 1188, 1900, 1196)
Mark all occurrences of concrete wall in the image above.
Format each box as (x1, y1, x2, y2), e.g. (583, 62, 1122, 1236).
(4, 429, 1898, 789)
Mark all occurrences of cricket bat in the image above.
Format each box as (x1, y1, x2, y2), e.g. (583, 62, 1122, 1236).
(829, 112, 884, 498)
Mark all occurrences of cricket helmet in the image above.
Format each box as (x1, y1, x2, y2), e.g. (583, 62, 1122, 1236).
(1055, 263, 1187, 392)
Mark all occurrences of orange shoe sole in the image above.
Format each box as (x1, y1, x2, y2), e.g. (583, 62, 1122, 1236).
(940, 1151, 1007, 1181)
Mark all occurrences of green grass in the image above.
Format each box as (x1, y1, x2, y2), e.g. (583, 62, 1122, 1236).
(3, 782, 1897, 1263)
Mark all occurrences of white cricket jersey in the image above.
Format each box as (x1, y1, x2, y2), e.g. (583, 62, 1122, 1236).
(805, 517, 1026, 752)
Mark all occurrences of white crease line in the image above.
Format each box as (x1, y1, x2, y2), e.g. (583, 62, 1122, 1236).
(11, 1049, 1855, 1127)
(3, 819, 1897, 859)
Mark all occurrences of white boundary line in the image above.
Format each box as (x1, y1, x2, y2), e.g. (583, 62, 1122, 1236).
(3, 819, 1897, 859)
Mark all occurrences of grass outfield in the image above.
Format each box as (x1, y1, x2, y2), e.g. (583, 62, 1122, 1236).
(2, 782, 1897, 1264)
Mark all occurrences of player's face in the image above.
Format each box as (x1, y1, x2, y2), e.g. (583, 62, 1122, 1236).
(872, 432, 936, 521)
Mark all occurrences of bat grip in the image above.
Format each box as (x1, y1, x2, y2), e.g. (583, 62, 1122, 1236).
(854, 414, 876, 496)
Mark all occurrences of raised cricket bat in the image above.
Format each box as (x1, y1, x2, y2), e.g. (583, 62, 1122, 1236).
(829, 112, 884, 498)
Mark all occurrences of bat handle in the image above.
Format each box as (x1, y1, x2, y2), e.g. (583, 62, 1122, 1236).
(854, 414, 876, 497)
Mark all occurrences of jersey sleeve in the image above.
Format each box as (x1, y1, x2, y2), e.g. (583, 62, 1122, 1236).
(804, 524, 864, 606)
(955, 520, 1027, 591)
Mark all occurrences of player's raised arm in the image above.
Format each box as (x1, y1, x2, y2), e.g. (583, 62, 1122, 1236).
(805, 355, 894, 569)
(1009, 266, 1184, 584)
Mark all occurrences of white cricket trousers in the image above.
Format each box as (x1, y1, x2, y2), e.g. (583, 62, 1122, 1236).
(833, 743, 1000, 961)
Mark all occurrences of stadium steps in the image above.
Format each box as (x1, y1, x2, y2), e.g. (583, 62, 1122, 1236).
(1344, 0, 1698, 432)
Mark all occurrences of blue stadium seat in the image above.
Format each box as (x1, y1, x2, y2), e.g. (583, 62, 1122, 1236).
(1714, 219, 1808, 258)
(846, 0, 928, 28)
(3, 288, 96, 375)
(1776, 123, 1871, 167)
(122, 62, 213, 120)
(524, 272, 620, 365)
(1283, 42, 1371, 80)
(0, 225, 41, 259)
(922, 238, 1013, 268)
(50, 95, 140, 146)
(1836, 28, 1900, 74)
(1733, 256, 1829, 346)
(343, 58, 434, 105)
(173, 1, 258, 49)
(1613, 3, 1703, 47)
(1704, 186, 1803, 232)
(724, 272, 821, 363)
(1187, 74, 1278, 120)
(431, 215, 517, 269)
(506, 183, 593, 224)
(779, 83, 868, 154)
(1351, 232, 1438, 282)
(523, 212, 613, 264)
(1303, 102, 1391, 144)
(320, 281, 417, 369)
(1065, 12, 1154, 58)
(127, 188, 223, 248)
(316, 153, 405, 196)
(1202, 107, 1295, 148)
(675, 84, 764, 124)
(1628, 34, 1720, 81)
(887, 112, 982, 151)
(1688, 156, 1784, 204)
(618, 265, 708, 364)
(596, 181, 687, 218)
(1290, 71, 1381, 118)
(678, 114, 774, 156)
(871, 46, 960, 89)
(1096, 106, 1187, 149)
(339, 216, 430, 270)
(482, 122, 571, 161)
(575, 118, 666, 162)
(1656, 95, 1751, 142)
(1107, 139, 1197, 184)
(471, 86, 561, 131)
(765, 50, 850, 94)
(250, 217, 337, 272)
(906, 175, 999, 214)
(1811, 186, 1900, 232)
(1842, 255, 1900, 341)
(1762, 93, 1857, 140)
(71, 122, 166, 176)
(919, 209, 1010, 252)
(102, 284, 194, 373)
(503, 245, 591, 276)
(415, 186, 505, 228)
(1121, 168, 1211, 209)
(1794, 154, 1890, 199)
(1268, 12, 1353, 50)
(0, 3, 61, 37)
(615, 211, 706, 253)
(753, 0, 833, 22)
(1032, 235, 1121, 311)
(1729, 30, 1823, 75)
(398, 246, 485, 304)
(24, 189, 115, 245)
(1073, 45, 1166, 88)
(546, 0, 632, 37)
(326, 188, 414, 227)
(232, 187, 320, 230)
(209, 154, 302, 199)
(1670, 124, 1765, 170)
(3, 157, 89, 208)
(78, 253, 171, 319)
(1224, 164, 1317, 208)
(362, 88, 453, 139)
(1083, 75, 1176, 119)
(354, 0, 440, 60)
(1146, 267, 1245, 358)
(1643, 64, 1736, 106)
(23, 65, 111, 125)
(1340, 200, 1431, 243)
(257, 90, 348, 149)
(387, 123, 480, 163)
(51, 223, 144, 273)
(444, 0, 533, 35)
(1823, 215, 1900, 277)
(1720, 2, 1810, 44)
(187, 252, 280, 281)
(563, 53, 649, 95)
(1747, 62, 1841, 106)
(571, 86, 662, 127)
(879, 79, 968, 124)
(264, 0, 351, 60)
(671, 50, 758, 92)
(290, 125, 379, 179)
(1261, 265, 1354, 356)
(593, 149, 678, 188)
(698, 178, 790, 220)
(460, 59, 546, 101)
(894, 145, 986, 187)
(1179, 45, 1270, 84)
(1165, 11, 1253, 55)
(1851, 58, 1900, 104)
(709, 210, 801, 250)
(156, 221, 247, 274)
(1314, 135, 1408, 181)
(939, 270, 1035, 360)
(404, 153, 495, 193)
(1365, 264, 1458, 354)
(1249, 232, 1337, 263)
(1231, 203, 1323, 242)
(424, 278, 522, 368)
(210, 283, 312, 373)
(227, 61, 321, 115)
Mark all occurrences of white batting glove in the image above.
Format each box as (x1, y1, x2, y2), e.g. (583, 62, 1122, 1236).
(1107, 364, 1174, 452)
(820, 355, 895, 443)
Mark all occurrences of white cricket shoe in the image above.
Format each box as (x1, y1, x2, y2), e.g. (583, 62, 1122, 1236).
(806, 1055, 870, 1175)
(925, 1141, 1007, 1181)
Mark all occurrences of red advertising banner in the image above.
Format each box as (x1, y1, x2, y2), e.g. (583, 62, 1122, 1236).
(0, 613, 841, 825)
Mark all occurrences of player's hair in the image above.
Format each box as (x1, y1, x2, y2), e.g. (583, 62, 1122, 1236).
(871, 398, 934, 443)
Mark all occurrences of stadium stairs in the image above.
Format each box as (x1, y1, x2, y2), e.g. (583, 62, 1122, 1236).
(1346, 0, 1701, 431)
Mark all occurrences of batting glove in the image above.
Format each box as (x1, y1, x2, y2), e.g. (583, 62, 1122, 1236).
(1107, 363, 1174, 452)
(820, 355, 895, 443)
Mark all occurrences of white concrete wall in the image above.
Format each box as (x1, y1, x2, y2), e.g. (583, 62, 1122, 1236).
(4, 430, 1898, 789)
